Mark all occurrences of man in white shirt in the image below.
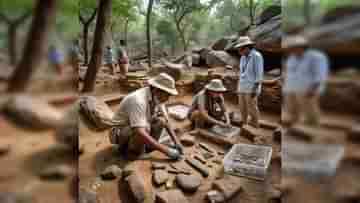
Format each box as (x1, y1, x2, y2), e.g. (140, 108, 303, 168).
(282, 36, 329, 126)
(110, 73, 184, 160)
(234, 36, 264, 128)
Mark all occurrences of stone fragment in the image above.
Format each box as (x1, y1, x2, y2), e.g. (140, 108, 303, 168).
(126, 173, 146, 203)
(180, 134, 195, 147)
(347, 124, 360, 143)
(165, 179, 174, 189)
(152, 162, 167, 170)
(193, 155, 207, 164)
(0, 144, 10, 156)
(153, 170, 169, 186)
(259, 119, 279, 130)
(78, 188, 99, 203)
(176, 174, 201, 193)
(39, 164, 73, 180)
(199, 143, 215, 153)
(185, 158, 209, 177)
(212, 175, 243, 200)
(100, 165, 122, 180)
(206, 190, 226, 203)
(273, 127, 282, 142)
(156, 189, 189, 203)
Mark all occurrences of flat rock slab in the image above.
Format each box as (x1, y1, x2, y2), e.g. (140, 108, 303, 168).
(156, 189, 189, 203)
(153, 170, 169, 186)
(176, 174, 202, 193)
(100, 165, 122, 180)
(167, 104, 191, 120)
(180, 134, 196, 146)
(223, 143, 272, 180)
(209, 125, 241, 138)
(212, 175, 243, 201)
(282, 142, 344, 179)
(39, 164, 73, 180)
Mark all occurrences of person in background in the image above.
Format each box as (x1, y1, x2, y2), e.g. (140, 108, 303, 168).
(282, 35, 329, 126)
(117, 40, 129, 78)
(188, 79, 231, 129)
(104, 45, 116, 75)
(234, 36, 264, 128)
(49, 44, 65, 76)
(110, 73, 184, 160)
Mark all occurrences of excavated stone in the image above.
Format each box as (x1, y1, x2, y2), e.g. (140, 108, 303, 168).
(126, 173, 147, 203)
(156, 189, 189, 203)
(152, 162, 167, 170)
(180, 134, 195, 147)
(39, 164, 73, 180)
(212, 175, 243, 200)
(100, 165, 122, 180)
(78, 188, 99, 203)
(176, 174, 201, 193)
(152, 170, 169, 186)
(259, 120, 280, 130)
(347, 124, 360, 143)
(0, 144, 10, 156)
(206, 190, 226, 203)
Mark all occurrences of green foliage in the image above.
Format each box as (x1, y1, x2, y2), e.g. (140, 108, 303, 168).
(0, 0, 33, 19)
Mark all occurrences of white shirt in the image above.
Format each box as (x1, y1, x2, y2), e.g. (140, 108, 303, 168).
(283, 49, 329, 94)
(237, 49, 264, 94)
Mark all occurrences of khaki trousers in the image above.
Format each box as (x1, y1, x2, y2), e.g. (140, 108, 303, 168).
(238, 93, 260, 127)
(282, 93, 321, 126)
(109, 118, 164, 158)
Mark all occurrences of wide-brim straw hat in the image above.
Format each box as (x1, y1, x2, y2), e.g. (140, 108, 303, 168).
(234, 36, 255, 49)
(282, 35, 309, 48)
(147, 73, 178, 95)
(205, 79, 227, 92)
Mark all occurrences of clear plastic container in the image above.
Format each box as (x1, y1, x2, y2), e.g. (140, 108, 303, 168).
(223, 143, 273, 180)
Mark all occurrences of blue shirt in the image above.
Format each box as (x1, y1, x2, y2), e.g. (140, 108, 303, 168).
(49, 48, 64, 64)
(104, 48, 114, 64)
(237, 49, 264, 94)
(283, 49, 329, 94)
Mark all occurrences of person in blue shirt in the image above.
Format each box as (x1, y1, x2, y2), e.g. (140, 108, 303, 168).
(234, 36, 264, 128)
(282, 35, 329, 126)
(104, 45, 116, 75)
(49, 45, 65, 76)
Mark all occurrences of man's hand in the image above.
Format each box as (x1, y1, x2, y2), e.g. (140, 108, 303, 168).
(166, 147, 182, 160)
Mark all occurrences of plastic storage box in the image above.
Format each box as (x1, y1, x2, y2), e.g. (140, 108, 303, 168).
(223, 143, 272, 180)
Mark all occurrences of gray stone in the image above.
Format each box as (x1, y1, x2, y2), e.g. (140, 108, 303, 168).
(126, 173, 146, 203)
(100, 165, 122, 180)
(78, 188, 99, 203)
(205, 50, 237, 68)
(152, 170, 169, 186)
(176, 174, 201, 193)
(156, 189, 189, 203)
(39, 165, 73, 180)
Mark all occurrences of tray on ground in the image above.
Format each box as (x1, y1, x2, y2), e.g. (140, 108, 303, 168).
(223, 143, 272, 181)
(282, 142, 344, 179)
(209, 125, 241, 138)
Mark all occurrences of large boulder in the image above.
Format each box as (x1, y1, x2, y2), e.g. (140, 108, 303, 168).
(205, 50, 238, 68)
(211, 35, 238, 51)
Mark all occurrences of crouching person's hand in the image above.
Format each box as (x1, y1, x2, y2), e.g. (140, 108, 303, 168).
(166, 147, 182, 160)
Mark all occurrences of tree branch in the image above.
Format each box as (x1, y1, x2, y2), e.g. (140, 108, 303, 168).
(14, 11, 32, 26)
(0, 11, 10, 24)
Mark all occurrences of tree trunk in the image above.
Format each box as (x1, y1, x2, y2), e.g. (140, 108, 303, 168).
(83, 25, 89, 65)
(124, 18, 129, 48)
(176, 22, 187, 51)
(82, 0, 112, 93)
(146, 0, 154, 68)
(304, 0, 311, 25)
(249, 0, 254, 25)
(8, 24, 17, 66)
(7, 0, 57, 92)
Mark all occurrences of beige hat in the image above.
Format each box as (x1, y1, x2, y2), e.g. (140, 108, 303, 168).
(234, 36, 255, 49)
(282, 35, 309, 48)
(205, 79, 227, 92)
(148, 73, 178, 95)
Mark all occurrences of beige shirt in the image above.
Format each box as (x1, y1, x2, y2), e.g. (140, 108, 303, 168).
(113, 87, 157, 130)
(190, 89, 226, 118)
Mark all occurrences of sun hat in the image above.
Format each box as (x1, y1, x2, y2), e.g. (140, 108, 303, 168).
(205, 79, 227, 92)
(282, 35, 309, 48)
(234, 36, 255, 49)
(147, 73, 178, 95)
